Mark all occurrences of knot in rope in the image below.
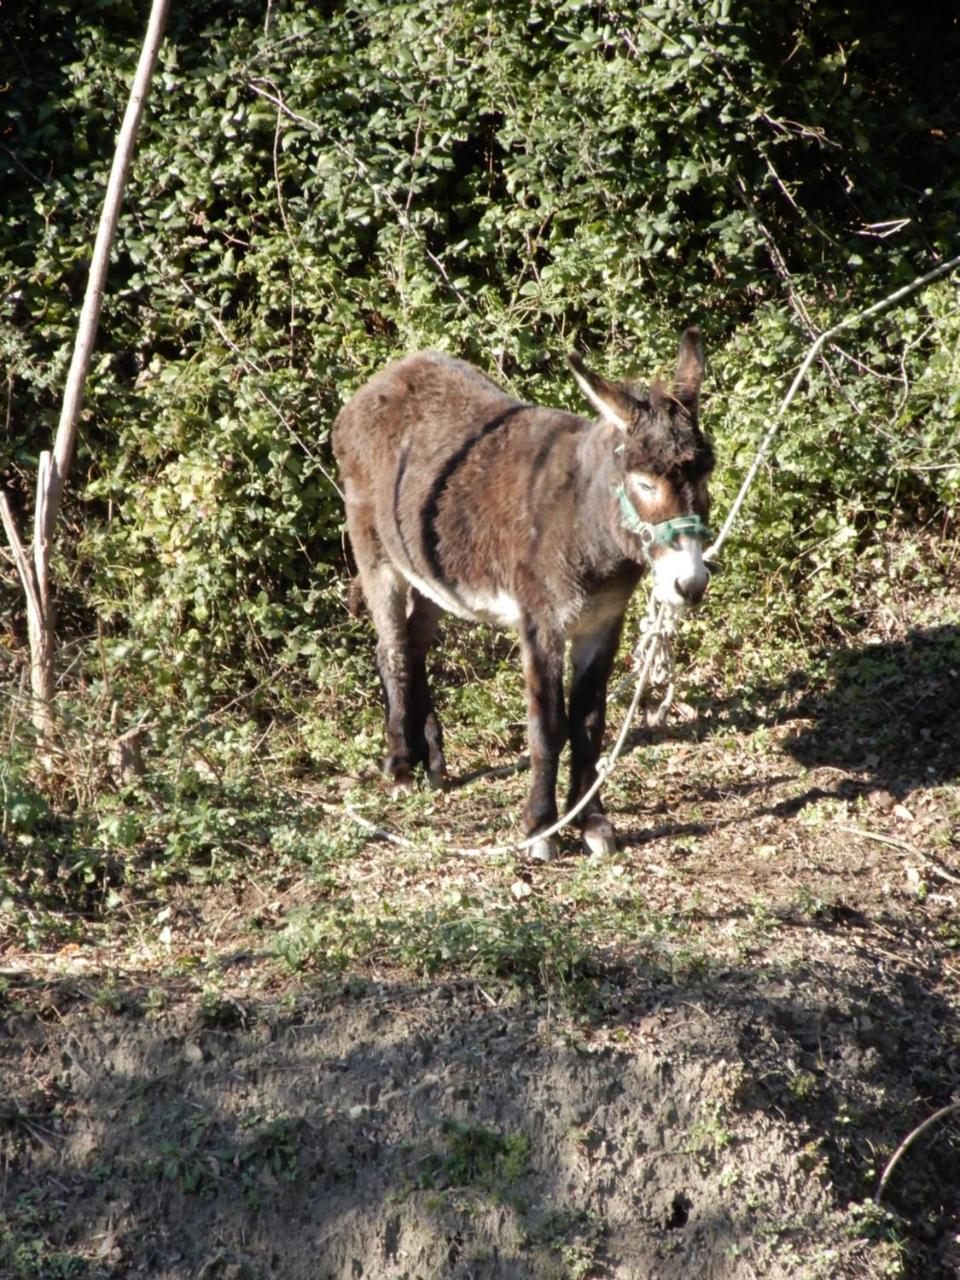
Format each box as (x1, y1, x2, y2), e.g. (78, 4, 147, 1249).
(618, 592, 679, 728)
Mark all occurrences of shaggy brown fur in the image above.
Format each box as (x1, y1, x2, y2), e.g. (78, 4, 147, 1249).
(332, 329, 714, 858)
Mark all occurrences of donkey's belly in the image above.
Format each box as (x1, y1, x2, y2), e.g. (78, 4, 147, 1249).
(399, 561, 522, 628)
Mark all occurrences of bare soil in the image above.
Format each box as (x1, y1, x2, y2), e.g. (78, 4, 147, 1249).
(2, 589, 959, 1279)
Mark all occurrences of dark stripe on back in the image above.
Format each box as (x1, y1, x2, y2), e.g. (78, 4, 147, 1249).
(420, 404, 528, 588)
(529, 423, 566, 481)
(526, 422, 574, 565)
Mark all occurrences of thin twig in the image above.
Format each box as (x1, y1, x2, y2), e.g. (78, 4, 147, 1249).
(706, 250, 960, 562)
(732, 175, 861, 413)
(839, 826, 960, 888)
(0, 494, 43, 622)
(875, 1100, 960, 1204)
(0, 140, 45, 185)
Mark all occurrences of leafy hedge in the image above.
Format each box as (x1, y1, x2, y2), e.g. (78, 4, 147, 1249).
(1, 0, 958, 717)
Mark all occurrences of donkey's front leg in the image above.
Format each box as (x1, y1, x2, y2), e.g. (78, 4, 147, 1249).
(568, 620, 625, 855)
(519, 617, 568, 861)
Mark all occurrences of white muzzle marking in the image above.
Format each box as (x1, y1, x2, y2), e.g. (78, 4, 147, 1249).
(652, 536, 709, 608)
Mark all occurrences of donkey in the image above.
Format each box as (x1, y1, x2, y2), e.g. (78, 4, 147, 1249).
(332, 329, 714, 860)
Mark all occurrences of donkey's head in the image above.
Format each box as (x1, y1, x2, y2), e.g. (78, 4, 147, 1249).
(568, 327, 714, 608)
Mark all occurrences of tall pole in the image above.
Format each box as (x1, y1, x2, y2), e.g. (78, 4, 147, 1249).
(0, 0, 171, 741)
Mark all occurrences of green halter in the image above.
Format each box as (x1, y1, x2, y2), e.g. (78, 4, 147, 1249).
(613, 482, 711, 551)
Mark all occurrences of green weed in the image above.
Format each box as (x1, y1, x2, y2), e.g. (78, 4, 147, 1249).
(689, 1098, 734, 1172)
(417, 1119, 531, 1194)
(0, 1191, 90, 1280)
(273, 889, 591, 988)
(523, 1208, 607, 1280)
(149, 1111, 301, 1207)
(844, 1201, 909, 1277)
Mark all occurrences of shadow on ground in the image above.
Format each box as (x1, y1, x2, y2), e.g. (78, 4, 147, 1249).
(721, 622, 959, 794)
(2, 939, 959, 1279)
(616, 621, 960, 813)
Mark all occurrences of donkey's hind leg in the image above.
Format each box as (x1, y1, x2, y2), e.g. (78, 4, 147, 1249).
(344, 495, 445, 787)
(348, 539, 414, 786)
(406, 589, 446, 788)
(360, 561, 445, 788)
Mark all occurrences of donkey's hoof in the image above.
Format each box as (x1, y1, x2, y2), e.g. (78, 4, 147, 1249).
(582, 814, 617, 856)
(383, 753, 412, 780)
(426, 764, 448, 791)
(384, 765, 415, 798)
(527, 835, 558, 863)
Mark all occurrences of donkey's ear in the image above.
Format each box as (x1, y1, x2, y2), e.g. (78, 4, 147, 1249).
(673, 327, 705, 413)
(567, 352, 636, 431)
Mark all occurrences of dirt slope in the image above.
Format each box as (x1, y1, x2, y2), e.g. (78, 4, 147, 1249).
(1, 602, 958, 1279)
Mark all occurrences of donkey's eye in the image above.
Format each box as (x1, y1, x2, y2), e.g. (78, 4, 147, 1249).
(631, 476, 657, 497)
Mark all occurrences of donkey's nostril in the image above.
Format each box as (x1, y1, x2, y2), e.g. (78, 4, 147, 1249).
(676, 576, 706, 605)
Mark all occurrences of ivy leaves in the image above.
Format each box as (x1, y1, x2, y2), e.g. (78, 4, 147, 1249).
(1, 0, 958, 705)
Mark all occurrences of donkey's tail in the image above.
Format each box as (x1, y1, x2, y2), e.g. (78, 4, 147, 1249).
(347, 575, 366, 618)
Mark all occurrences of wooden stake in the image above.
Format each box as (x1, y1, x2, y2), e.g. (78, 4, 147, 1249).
(1, 0, 171, 743)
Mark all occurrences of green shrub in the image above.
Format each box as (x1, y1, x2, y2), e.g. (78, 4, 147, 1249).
(1, 0, 957, 716)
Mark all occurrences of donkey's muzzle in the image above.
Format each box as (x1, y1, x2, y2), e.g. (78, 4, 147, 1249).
(652, 539, 710, 609)
(675, 571, 708, 607)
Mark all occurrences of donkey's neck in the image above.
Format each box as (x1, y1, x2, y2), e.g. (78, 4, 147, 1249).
(573, 424, 637, 578)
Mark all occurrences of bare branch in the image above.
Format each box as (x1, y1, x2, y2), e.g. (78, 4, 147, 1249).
(876, 1101, 960, 1205)
(0, 494, 43, 624)
(707, 251, 960, 562)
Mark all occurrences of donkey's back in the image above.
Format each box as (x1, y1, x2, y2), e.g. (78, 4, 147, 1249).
(332, 335, 714, 859)
(333, 351, 601, 629)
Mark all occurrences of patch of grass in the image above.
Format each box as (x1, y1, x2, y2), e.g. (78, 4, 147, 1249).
(0, 1190, 92, 1280)
(142, 986, 170, 1020)
(91, 975, 128, 1016)
(152, 1113, 226, 1197)
(417, 1119, 531, 1194)
(688, 1098, 735, 1173)
(267, 813, 366, 877)
(235, 1115, 301, 1208)
(198, 984, 250, 1030)
(271, 901, 379, 974)
(843, 1201, 909, 1277)
(728, 895, 784, 958)
(787, 1071, 819, 1102)
(147, 1110, 301, 1207)
(523, 1207, 607, 1279)
(270, 861, 719, 1001)
(273, 889, 592, 987)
